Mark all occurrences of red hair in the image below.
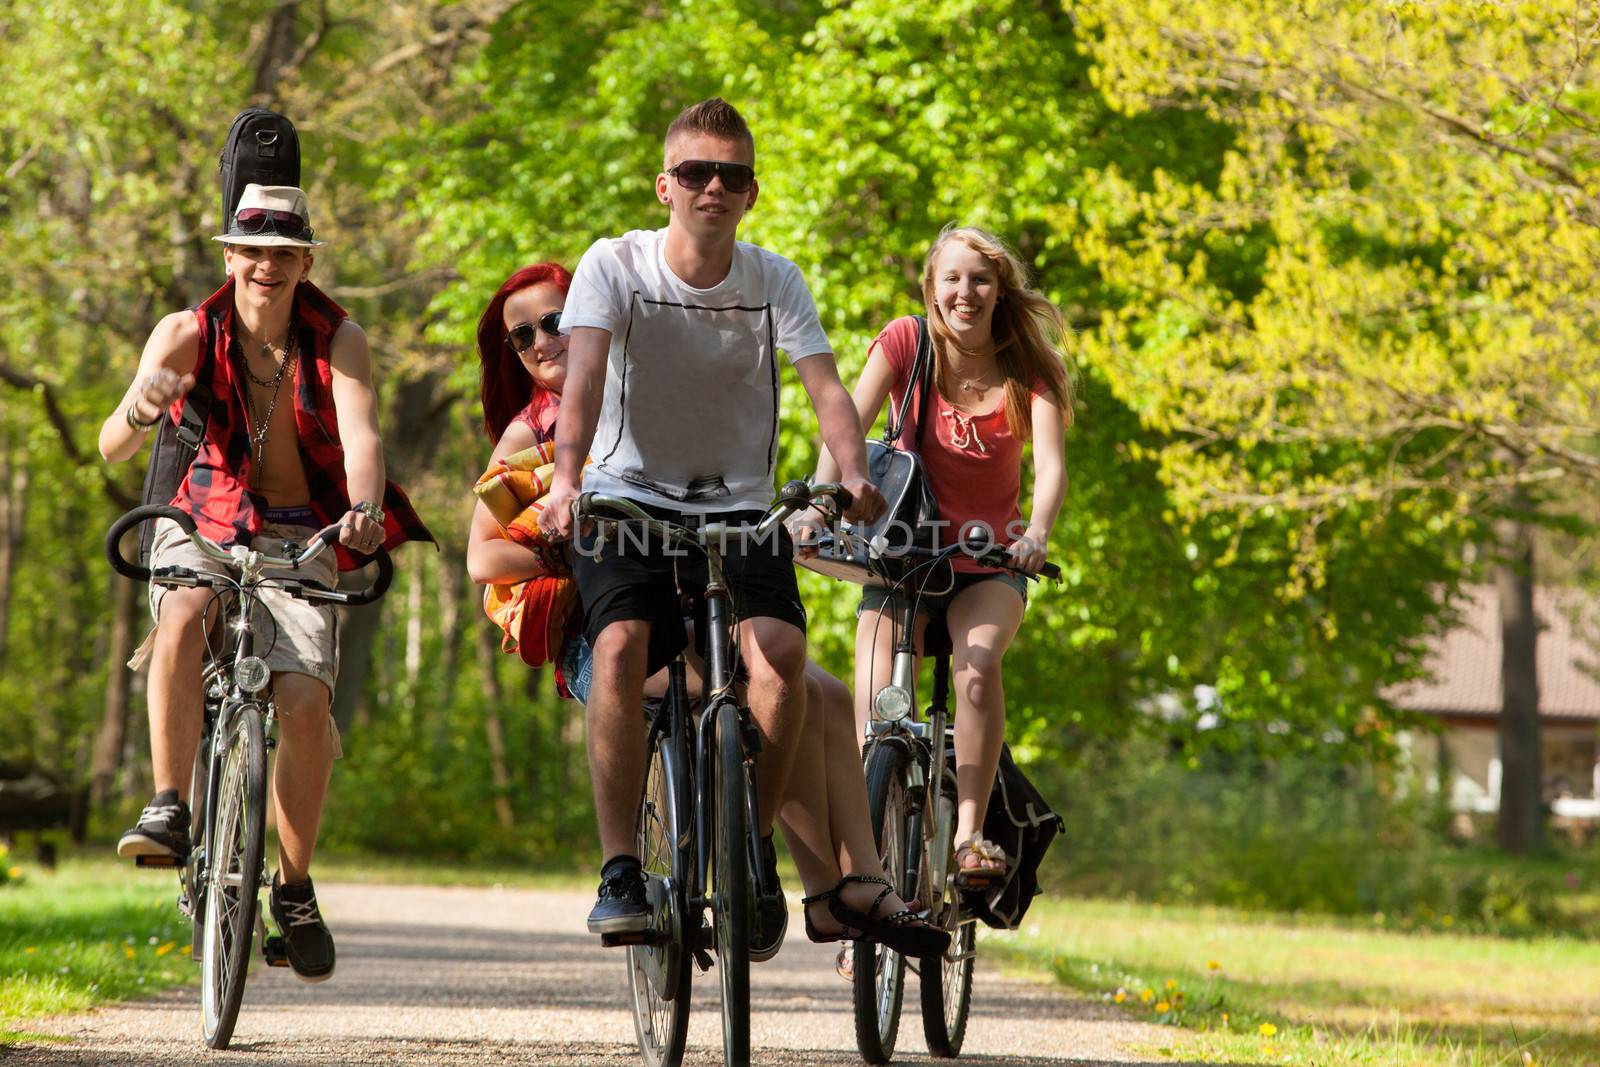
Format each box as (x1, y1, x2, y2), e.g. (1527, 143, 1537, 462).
(477, 261, 573, 441)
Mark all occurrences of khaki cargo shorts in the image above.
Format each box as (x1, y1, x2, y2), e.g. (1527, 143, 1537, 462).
(129, 517, 343, 757)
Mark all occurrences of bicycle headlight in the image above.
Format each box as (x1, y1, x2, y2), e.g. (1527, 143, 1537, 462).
(234, 656, 271, 694)
(873, 684, 913, 722)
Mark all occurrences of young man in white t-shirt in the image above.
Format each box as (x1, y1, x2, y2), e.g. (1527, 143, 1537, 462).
(541, 98, 884, 954)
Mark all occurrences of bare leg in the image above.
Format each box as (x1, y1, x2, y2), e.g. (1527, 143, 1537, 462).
(852, 606, 927, 747)
(588, 619, 652, 861)
(272, 673, 334, 884)
(145, 586, 215, 799)
(944, 581, 1025, 849)
(737, 617, 807, 833)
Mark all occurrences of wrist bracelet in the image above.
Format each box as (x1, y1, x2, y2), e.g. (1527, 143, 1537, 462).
(125, 403, 162, 431)
(353, 500, 385, 525)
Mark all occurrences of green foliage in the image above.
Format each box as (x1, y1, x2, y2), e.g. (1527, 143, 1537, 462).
(1040, 732, 1592, 935)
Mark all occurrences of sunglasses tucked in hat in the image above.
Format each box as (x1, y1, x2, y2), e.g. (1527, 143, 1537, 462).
(213, 184, 324, 248)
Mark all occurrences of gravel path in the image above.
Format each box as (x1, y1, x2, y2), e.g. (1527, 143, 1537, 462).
(9, 883, 1185, 1066)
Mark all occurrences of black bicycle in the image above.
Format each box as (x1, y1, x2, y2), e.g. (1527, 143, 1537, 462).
(843, 536, 1056, 1063)
(574, 480, 852, 1067)
(106, 503, 391, 1049)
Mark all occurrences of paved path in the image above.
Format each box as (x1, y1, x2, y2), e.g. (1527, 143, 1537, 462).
(10, 883, 1185, 1066)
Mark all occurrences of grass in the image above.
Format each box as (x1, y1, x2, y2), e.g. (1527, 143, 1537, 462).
(986, 896, 1600, 1066)
(0, 856, 195, 1045)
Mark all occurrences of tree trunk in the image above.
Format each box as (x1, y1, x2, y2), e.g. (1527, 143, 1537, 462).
(438, 549, 466, 709)
(475, 622, 515, 830)
(0, 440, 28, 662)
(90, 574, 141, 812)
(331, 600, 381, 735)
(1494, 515, 1544, 854)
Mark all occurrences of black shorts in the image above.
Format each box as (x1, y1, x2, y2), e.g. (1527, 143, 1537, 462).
(573, 502, 807, 677)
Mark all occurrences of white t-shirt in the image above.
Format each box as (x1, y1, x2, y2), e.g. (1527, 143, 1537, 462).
(561, 228, 831, 513)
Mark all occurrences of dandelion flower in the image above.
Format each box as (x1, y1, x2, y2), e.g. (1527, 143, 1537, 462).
(6, 867, 19, 879)
(24, 946, 36, 954)
(1207, 959, 1221, 970)
(1140, 988, 1155, 1003)
(1222, 1012, 1230, 1024)
(1165, 978, 1179, 990)
(1155, 1001, 1171, 1013)
(123, 946, 136, 960)
(1114, 990, 1127, 1004)
(1259, 1022, 1278, 1037)
(155, 941, 176, 957)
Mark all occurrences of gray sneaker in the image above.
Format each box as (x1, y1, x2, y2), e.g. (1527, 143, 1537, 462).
(117, 795, 190, 861)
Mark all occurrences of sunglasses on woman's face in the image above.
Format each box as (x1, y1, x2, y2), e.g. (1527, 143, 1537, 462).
(507, 311, 562, 354)
(668, 160, 756, 194)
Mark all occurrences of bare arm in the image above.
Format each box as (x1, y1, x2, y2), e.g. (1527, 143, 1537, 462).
(793, 353, 885, 524)
(542, 326, 610, 539)
(466, 421, 549, 585)
(98, 312, 200, 463)
(1010, 392, 1068, 574)
(329, 320, 386, 552)
(810, 346, 896, 485)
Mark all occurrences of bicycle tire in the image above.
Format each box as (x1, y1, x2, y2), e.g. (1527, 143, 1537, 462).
(185, 726, 212, 963)
(920, 774, 974, 1058)
(200, 705, 265, 1049)
(626, 726, 693, 1067)
(711, 700, 750, 1066)
(853, 742, 914, 1064)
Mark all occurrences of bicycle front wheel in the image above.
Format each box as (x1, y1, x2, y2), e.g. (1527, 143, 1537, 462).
(200, 705, 265, 1049)
(711, 700, 750, 1066)
(853, 742, 914, 1064)
(920, 773, 974, 1057)
(626, 726, 692, 1067)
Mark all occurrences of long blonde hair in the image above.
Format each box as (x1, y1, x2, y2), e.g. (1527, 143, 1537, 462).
(921, 225, 1074, 439)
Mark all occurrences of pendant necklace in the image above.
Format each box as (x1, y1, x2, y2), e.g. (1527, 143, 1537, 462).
(238, 326, 298, 483)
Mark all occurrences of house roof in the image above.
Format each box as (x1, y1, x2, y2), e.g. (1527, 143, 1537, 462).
(1386, 585, 1600, 722)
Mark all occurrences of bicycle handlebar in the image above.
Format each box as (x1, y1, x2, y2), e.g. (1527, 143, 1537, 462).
(104, 504, 394, 605)
(573, 480, 856, 547)
(812, 530, 1060, 581)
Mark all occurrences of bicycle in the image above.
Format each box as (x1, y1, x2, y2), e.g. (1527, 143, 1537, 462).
(572, 480, 852, 1067)
(106, 503, 392, 1049)
(840, 535, 1057, 1063)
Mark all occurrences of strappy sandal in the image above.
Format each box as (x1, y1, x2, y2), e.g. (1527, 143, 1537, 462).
(800, 886, 860, 945)
(827, 875, 950, 960)
(953, 835, 1010, 889)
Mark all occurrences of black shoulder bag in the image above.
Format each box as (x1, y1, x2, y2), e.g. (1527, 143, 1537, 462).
(801, 316, 942, 586)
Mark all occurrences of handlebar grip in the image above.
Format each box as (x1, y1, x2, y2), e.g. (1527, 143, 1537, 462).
(339, 548, 394, 606)
(314, 524, 342, 549)
(1039, 561, 1061, 581)
(105, 504, 195, 583)
(831, 485, 854, 511)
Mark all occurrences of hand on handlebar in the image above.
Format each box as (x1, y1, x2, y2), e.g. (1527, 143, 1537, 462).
(1007, 530, 1048, 576)
(538, 478, 581, 541)
(786, 511, 826, 560)
(839, 478, 885, 526)
(337, 507, 385, 555)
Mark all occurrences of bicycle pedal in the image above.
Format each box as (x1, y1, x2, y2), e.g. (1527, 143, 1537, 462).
(135, 854, 182, 869)
(691, 944, 715, 973)
(262, 935, 291, 967)
(599, 929, 660, 948)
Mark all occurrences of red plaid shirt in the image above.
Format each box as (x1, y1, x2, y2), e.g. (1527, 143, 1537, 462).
(170, 278, 434, 570)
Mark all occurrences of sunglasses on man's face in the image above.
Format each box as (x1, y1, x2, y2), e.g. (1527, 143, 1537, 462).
(233, 208, 314, 241)
(668, 160, 756, 194)
(507, 311, 563, 354)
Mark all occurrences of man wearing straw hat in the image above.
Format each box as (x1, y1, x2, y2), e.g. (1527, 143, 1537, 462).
(98, 183, 432, 983)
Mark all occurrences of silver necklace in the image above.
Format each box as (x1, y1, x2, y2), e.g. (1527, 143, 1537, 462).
(238, 332, 297, 481)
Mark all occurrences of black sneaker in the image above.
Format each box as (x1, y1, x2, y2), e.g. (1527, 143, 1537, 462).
(587, 858, 650, 935)
(269, 873, 336, 983)
(117, 793, 190, 861)
(749, 834, 787, 963)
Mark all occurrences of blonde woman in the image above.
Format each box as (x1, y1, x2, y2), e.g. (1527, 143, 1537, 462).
(807, 225, 1073, 882)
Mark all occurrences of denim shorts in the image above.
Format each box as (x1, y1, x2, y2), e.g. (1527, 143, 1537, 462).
(858, 568, 1029, 624)
(558, 633, 595, 706)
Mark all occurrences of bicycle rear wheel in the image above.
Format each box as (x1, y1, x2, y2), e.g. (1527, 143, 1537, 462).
(711, 700, 750, 1066)
(920, 773, 974, 1057)
(626, 726, 692, 1067)
(853, 742, 914, 1064)
(200, 705, 265, 1049)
